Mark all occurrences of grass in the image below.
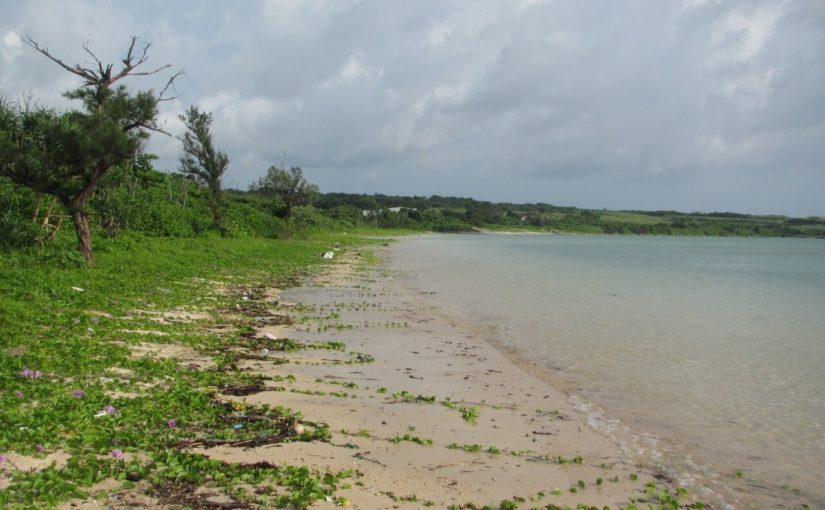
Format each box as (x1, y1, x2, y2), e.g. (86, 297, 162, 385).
(0, 232, 366, 508)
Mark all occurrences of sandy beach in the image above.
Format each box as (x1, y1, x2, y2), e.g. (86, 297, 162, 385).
(0, 244, 698, 510)
(185, 247, 683, 509)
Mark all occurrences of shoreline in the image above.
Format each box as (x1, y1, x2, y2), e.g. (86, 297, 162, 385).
(384, 235, 825, 510)
(194, 246, 704, 509)
(3, 235, 814, 509)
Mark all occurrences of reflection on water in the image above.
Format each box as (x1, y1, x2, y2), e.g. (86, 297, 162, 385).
(391, 235, 825, 508)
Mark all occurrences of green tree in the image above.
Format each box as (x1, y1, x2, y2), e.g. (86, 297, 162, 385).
(0, 36, 180, 265)
(178, 106, 228, 231)
(250, 165, 318, 217)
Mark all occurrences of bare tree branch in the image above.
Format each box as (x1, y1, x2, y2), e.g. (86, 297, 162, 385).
(22, 35, 99, 85)
(81, 40, 106, 79)
(23, 34, 175, 88)
(123, 121, 172, 137)
(123, 36, 138, 67)
(158, 70, 185, 102)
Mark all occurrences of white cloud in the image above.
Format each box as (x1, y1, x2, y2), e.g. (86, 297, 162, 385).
(198, 92, 287, 131)
(319, 52, 383, 88)
(709, 3, 787, 64)
(425, 20, 452, 47)
(2, 30, 22, 63)
(720, 69, 776, 110)
(682, 0, 712, 10)
(517, 0, 549, 12)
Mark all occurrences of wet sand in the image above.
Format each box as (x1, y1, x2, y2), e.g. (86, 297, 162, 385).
(191, 249, 686, 509)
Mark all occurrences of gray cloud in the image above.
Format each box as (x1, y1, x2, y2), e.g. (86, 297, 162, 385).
(1, 0, 823, 215)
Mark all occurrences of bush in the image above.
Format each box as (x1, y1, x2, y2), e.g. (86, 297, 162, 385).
(0, 181, 41, 249)
(0, 209, 41, 249)
(91, 165, 210, 238)
(224, 201, 286, 238)
(290, 205, 332, 231)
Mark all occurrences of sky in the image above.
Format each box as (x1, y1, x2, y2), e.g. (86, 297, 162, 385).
(1, 0, 823, 217)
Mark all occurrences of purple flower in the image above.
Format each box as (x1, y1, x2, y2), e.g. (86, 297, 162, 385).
(167, 419, 177, 428)
(111, 448, 123, 459)
(14, 390, 23, 398)
(94, 405, 117, 418)
(72, 389, 86, 398)
(35, 444, 45, 453)
(21, 367, 42, 379)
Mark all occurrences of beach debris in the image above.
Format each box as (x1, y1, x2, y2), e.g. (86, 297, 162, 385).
(292, 422, 305, 435)
(71, 286, 85, 292)
(219, 379, 267, 396)
(322, 251, 335, 259)
(264, 332, 278, 341)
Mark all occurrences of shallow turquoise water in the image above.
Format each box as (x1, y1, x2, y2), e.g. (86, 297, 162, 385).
(391, 234, 825, 508)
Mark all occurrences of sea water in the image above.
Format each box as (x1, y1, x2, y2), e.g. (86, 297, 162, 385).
(390, 234, 825, 508)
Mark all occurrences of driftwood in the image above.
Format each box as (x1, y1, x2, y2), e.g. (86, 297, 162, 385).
(176, 433, 287, 449)
(219, 380, 267, 396)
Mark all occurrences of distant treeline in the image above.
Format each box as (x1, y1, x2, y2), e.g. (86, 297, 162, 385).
(311, 192, 825, 237)
(3, 161, 824, 254)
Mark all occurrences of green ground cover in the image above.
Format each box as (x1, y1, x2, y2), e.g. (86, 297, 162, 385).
(0, 233, 358, 508)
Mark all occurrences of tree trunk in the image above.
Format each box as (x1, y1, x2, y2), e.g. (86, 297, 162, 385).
(66, 172, 104, 266)
(32, 193, 42, 222)
(70, 208, 95, 266)
(48, 215, 64, 241)
(41, 196, 57, 227)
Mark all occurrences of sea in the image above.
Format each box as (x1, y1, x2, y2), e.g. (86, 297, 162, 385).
(389, 234, 825, 509)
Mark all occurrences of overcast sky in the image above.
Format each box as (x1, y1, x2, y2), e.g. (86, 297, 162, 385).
(2, 1, 823, 216)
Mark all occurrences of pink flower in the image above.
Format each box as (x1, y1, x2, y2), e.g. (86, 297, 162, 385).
(167, 419, 177, 428)
(14, 390, 23, 398)
(72, 389, 86, 398)
(35, 444, 45, 453)
(111, 448, 123, 459)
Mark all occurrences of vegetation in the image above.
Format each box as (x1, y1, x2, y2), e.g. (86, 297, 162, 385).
(250, 165, 319, 218)
(0, 232, 357, 508)
(178, 106, 229, 231)
(313, 192, 825, 237)
(0, 36, 180, 265)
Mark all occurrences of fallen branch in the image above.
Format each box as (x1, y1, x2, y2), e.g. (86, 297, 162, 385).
(176, 434, 287, 449)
